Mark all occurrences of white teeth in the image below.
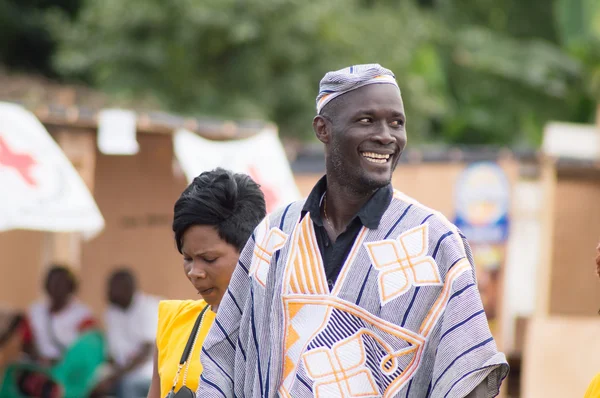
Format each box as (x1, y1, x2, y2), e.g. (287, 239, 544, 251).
(364, 158, 387, 164)
(361, 152, 391, 163)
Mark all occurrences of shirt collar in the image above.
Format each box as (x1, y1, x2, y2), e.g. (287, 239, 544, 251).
(301, 175, 393, 229)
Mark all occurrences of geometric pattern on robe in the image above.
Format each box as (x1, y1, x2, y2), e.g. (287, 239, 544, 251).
(197, 189, 509, 398)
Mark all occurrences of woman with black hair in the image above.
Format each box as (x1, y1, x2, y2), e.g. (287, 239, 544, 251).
(147, 168, 266, 398)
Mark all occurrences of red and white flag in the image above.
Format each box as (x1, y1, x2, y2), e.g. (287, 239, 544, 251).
(0, 102, 104, 239)
(174, 127, 301, 214)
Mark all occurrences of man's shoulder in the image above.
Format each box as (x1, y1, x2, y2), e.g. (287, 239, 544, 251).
(259, 200, 306, 230)
(390, 188, 457, 230)
(269, 200, 306, 221)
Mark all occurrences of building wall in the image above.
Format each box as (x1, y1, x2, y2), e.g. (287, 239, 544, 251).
(0, 230, 45, 310)
(549, 175, 600, 316)
(79, 133, 192, 317)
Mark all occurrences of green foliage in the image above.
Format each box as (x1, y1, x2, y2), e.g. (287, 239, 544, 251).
(2, 0, 599, 145)
(48, 0, 443, 141)
(554, 0, 600, 101)
(0, 0, 80, 75)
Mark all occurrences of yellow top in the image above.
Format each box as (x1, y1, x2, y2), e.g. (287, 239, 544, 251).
(585, 374, 600, 398)
(156, 300, 215, 398)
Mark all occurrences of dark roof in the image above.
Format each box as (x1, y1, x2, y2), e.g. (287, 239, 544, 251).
(0, 70, 272, 140)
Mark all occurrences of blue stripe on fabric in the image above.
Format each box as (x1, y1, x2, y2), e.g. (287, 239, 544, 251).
(227, 289, 242, 314)
(202, 347, 234, 384)
(350, 66, 354, 73)
(401, 287, 420, 327)
(265, 357, 271, 398)
(200, 373, 227, 398)
(335, 311, 361, 336)
(238, 259, 249, 273)
(439, 309, 485, 343)
(274, 204, 292, 264)
(432, 231, 453, 259)
(237, 336, 247, 361)
(405, 379, 413, 396)
(421, 214, 434, 224)
(250, 233, 256, 243)
(214, 319, 236, 350)
(432, 337, 494, 391)
(250, 287, 264, 397)
(296, 374, 313, 392)
(447, 257, 463, 271)
(384, 204, 413, 239)
(443, 364, 499, 398)
(426, 381, 432, 397)
(279, 204, 291, 229)
(355, 266, 372, 305)
(448, 283, 475, 303)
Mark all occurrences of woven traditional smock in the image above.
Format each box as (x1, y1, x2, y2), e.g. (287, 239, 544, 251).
(197, 188, 508, 398)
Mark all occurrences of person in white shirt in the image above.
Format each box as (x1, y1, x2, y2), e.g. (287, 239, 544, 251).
(28, 265, 97, 366)
(100, 269, 159, 398)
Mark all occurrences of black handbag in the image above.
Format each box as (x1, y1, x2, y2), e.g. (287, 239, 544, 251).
(166, 304, 210, 398)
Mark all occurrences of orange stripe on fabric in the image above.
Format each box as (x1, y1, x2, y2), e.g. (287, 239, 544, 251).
(297, 223, 313, 294)
(331, 227, 367, 295)
(419, 259, 471, 336)
(300, 219, 317, 294)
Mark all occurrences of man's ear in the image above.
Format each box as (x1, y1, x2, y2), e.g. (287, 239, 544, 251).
(313, 115, 331, 144)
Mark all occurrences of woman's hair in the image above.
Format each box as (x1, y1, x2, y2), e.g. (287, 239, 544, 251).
(173, 168, 267, 253)
(44, 264, 77, 294)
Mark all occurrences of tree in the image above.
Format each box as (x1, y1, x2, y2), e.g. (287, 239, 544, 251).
(48, 0, 446, 141)
(31, 0, 600, 144)
(427, 0, 593, 145)
(0, 0, 81, 76)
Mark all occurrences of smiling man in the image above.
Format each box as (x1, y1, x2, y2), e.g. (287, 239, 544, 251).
(197, 64, 509, 398)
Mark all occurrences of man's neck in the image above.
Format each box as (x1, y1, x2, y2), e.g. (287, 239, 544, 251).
(324, 175, 376, 233)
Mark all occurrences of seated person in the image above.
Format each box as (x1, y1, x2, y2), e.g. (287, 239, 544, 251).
(0, 307, 62, 397)
(95, 268, 159, 398)
(28, 265, 97, 366)
(27, 265, 104, 398)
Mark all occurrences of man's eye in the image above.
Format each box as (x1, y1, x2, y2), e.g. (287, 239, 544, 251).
(358, 118, 372, 123)
(203, 257, 217, 264)
(390, 120, 404, 127)
(183, 257, 192, 263)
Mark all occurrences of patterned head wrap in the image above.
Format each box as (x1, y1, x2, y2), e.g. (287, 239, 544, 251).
(316, 63, 400, 114)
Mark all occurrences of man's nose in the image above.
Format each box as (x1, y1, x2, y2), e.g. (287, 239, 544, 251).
(372, 122, 397, 145)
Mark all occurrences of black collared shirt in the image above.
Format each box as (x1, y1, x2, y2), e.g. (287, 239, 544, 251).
(301, 176, 393, 290)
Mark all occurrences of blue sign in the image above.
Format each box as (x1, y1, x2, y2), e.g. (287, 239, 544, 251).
(453, 162, 510, 244)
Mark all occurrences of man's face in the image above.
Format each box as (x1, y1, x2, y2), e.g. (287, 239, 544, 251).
(108, 278, 134, 309)
(324, 84, 407, 193)
(46, 272, 72, 306)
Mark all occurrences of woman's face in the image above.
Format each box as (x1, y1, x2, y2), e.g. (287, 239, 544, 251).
(180, 225, 240, 310)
